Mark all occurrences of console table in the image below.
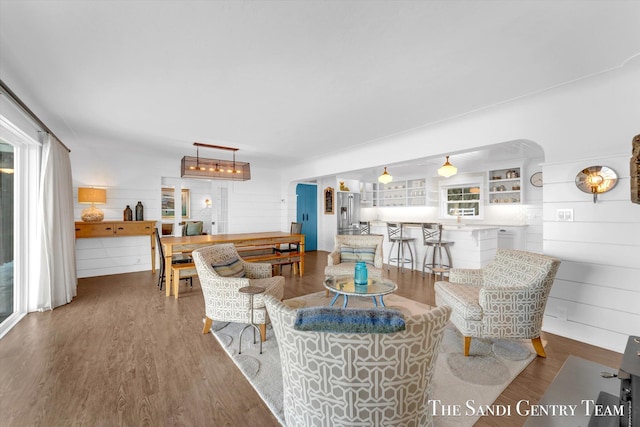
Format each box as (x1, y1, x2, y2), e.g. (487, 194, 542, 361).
(74, 220, 157, 273)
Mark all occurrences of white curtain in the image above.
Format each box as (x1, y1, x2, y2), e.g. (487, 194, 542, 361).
(36, 134, 76, 310)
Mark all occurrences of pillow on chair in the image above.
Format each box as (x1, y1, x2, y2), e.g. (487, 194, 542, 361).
(294, 306, 405, 334)
(340, 245, 376, 265)
(212, 257, 246, 278)
(184, 221, 203, 236)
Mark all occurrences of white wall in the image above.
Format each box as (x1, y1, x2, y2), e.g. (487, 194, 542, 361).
(281, 61, 640, 353)
(72, 142, 285, 278)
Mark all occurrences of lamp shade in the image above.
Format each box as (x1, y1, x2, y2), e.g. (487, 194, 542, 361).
(78, 187, 107, 204)
(438, 156, 457, 178)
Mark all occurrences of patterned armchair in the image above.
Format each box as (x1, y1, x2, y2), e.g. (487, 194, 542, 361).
(434, 248, 561, 357)
(264, 295, 451, 427)
(192, 243, 284, 340)
(324, 234, 384, 278)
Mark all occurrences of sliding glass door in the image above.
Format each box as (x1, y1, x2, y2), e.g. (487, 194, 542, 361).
(0, 141, 14, 324)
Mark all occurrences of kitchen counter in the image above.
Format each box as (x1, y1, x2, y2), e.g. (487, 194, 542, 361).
(368, 221, 522, 269)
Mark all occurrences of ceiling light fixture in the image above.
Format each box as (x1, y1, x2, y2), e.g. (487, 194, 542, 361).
(378, 167, 393, 184)
(181, 143, 251, 181)
(438, 156, 457, 178)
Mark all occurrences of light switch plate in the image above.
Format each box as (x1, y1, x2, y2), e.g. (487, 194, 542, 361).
(555, 209, 574, 222)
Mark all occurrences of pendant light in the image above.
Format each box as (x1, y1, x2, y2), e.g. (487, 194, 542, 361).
(378, 166, 393, 184)
(438, 156, 457, 178)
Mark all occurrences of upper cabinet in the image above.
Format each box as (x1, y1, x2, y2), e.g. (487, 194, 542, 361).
(373, 178, 427, 207)
(488, 167, 522, 204)
(360, 182, 374, 207)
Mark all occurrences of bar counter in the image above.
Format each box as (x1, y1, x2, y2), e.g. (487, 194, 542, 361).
(368, 221, 501, 270)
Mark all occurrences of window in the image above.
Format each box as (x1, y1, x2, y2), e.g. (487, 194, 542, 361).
(440, 181, 483, 219)
(0, 114, 41, 338)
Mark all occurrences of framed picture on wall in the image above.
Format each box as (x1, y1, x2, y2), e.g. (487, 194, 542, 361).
(324, 187, 334, 214)
(161, 188, 190, 219)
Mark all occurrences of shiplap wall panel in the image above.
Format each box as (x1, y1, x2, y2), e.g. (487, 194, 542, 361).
(558, 260, 639, 292)
(542, 154, 640, 352)
(549, 279, 639, 313)
(545, 240, 638, 268)
(545, 298, 638, 337)
(544, 221, 640, 245)
(543, 312, 630, 355)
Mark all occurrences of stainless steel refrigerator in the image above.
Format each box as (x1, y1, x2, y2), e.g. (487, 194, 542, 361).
(337, 192, 361, 235)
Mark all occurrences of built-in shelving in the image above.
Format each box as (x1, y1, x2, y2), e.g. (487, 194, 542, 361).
(488, 167, 522, 204)
(373, 178, 427, 207)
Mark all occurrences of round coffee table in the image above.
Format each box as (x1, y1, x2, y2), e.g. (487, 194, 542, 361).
(323, 275, 397, 308)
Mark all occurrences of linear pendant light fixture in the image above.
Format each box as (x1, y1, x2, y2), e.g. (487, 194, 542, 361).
(437, 155, 457, 178)
(181, 142, 251, 181)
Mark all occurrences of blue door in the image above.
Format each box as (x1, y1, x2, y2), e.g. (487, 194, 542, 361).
(296, 183, 317, 251)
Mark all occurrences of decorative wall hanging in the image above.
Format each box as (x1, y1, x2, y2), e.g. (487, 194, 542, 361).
(324, 187, 334, 214)
(631, 134, 639, 204)
(181, 142, 251, 181)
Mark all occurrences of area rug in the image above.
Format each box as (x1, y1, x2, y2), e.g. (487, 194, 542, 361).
(210, 292, 537, 426)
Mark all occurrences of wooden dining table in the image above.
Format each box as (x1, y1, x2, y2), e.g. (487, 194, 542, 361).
(160, 231, 305, 296)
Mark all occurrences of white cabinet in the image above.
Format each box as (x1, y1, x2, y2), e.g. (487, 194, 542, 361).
(359, 182, 374, 207)
(488, 167, 522, 204)
(374, 179, 427, 207)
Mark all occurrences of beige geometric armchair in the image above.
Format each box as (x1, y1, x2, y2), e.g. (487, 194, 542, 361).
(434, 249, 561, 357)
(264, 295, 451, 427)
(192, 243, 284, 341)
(324, 234, 384, 278)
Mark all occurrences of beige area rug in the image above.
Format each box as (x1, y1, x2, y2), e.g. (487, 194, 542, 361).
(210, 292, 536, 426)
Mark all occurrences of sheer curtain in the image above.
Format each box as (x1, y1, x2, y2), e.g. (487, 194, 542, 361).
(36, 134, 76, 310)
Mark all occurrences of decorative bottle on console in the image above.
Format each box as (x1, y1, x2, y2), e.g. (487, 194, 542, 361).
(135, 201, 144, 221)
(123, 205, 133, 221)
(354, 261, 368, 286)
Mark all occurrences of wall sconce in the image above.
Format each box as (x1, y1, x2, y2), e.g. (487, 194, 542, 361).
(78, 187, 107, 222)
(575, 166, 618, 203)
(378, 166, 393, 184)
(204, 198, 212, 207)
(438, 156, 457, 177)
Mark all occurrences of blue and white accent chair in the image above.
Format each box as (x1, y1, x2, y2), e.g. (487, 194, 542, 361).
(192, 243, 284, 340)
(435, 248, 561, 357)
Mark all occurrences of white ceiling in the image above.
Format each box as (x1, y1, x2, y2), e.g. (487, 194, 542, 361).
(1, 1, 639, 170)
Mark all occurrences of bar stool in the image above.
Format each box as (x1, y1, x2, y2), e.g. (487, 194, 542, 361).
(359, 221, 370, 234)
(421, 223, 454, 280)
(386, 222, 416, 272)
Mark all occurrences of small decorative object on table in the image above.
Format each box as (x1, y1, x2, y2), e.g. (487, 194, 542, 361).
(354, 261, 368, 286)
(135, 201, 144, 221)
(123, 205, 133, 221)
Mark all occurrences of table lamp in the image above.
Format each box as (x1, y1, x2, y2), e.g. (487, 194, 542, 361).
(78, 187, 106, 222)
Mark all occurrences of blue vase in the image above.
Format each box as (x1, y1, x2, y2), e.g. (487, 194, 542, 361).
(354, 261, 368, 285)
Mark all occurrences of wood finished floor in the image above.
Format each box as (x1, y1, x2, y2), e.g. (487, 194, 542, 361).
(0, 251, 622, 427)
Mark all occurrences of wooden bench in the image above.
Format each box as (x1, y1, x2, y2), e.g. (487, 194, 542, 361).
(237, 245, 303, 274)
(170, 263, 198, 298)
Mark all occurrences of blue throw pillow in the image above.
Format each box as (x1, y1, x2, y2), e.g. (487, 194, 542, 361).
(294, 306, 405, 334)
